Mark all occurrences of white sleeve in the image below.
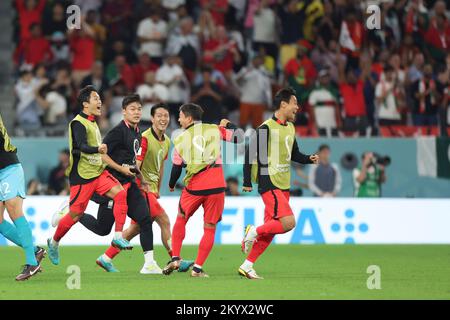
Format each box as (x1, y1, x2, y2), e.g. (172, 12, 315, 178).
(308, 165, 322, 196)
(332, 163, 342, 194)
(308, 90, 317, 106)
(375, 83, 382, 98)
(137, 20, 148, 38)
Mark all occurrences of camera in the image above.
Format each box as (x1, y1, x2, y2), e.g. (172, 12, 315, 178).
(371, 153, 391, 167)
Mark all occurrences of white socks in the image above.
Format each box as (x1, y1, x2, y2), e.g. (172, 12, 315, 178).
(51, 239, 59, 247)
(102, 254, 112, 263)
(248, 226, 258, 241)
(114, 232, 123, 240)
(240, 260, 253, 271)
(144, 250, 154, 264)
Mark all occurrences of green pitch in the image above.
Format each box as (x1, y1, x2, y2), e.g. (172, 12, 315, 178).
(1, 245, 449, 300)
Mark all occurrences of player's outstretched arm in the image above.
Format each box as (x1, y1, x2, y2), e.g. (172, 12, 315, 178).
(219, 119, 243, 144)
(291, 139, 319, 164)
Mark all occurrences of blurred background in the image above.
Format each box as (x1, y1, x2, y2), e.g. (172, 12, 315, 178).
(1, 0, 450, 199)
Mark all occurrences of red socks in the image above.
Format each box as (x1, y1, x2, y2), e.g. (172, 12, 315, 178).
(113, 190, 128, 232)
(53, 214, 77, 242)
(247, 234, 274, 263)
(171, 215, 187, 258)
(256, 219, 285, 236)
(105, 246, 121, 259)
(195, 227, 216, 267)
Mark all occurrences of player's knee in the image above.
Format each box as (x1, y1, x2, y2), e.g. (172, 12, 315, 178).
(282, 217, 296, 232)
(98, 227, 111, 236)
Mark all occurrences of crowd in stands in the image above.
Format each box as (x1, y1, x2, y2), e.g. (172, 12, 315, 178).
(11, 0, 450, 138)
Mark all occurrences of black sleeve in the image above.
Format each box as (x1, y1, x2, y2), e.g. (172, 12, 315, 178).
(169, 164, 183, 189)
(243, 125, 269, 187)
(71, 121, 99, 154)
(291, 139, 313, 164)
(103, 126, 122, 156)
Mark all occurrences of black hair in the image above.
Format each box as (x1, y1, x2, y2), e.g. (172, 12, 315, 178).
(273, 87, 296, 110)
(122, 94, 142, 109)
(77, 85, 99, 110)
(179, 103, 204, 121)
(226, 177, 239, 184)
(151, 103, 170, 117)
(319, 144, 330, 152)
(384, 65, 395, 73)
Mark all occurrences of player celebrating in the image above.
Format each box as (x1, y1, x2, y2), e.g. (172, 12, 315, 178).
(100, 103, 194, 269)
(47, 86, 132, 266)
(163, 103, 239, 278)
(0, 114, 46, 281)
(239, 87, 319, 280)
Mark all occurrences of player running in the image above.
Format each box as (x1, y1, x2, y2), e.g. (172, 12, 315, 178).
(47, 86, 132, 266)
(163, 103, 240, 278)
(239, 87, 319, 280)
(95, 103, 194, 272)
(0, 114, 46, 281)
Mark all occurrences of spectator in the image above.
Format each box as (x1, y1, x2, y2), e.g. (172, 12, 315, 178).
(14, 23, 53, 67)
(156, 55, 189, 119)
(407, 52, 425, 84)
(226, 176, 240, 196)
(284, 40, 317, 104)
(81, 61, 110, 98)
(425, 13, 450, 64)
(15, 66, 41, 130)
(252, 0, 279, 63)
(103, 39, 137, 66)
(74, 0, 102, 14)
(376, 65, 402, 126)
(436, 65, 449, 135)
(277, 0, 304, 69)
(411, 64, 439, 126)
(42, 2, 66, 37)
(191, 66, 223, 124)
(15, 0, 46, 41)
(34, 80, 67, 126)
(50, 31, 70, 63)
(200, 0, 229, 26)
(136, 71, 170, 124)
(68, 19, 96, 86)
(52, 66, 75, 117)
(85, 10, 107, 61)
(137, 7, 168, 66)
(132, 52, 159, 87)
(353, 152, 386, 198)
(202, 25, 241, 80)
(101, 0, 134, 41)
(339, 7, 364, 70)
(234, 55, 271, 128)
(106, 55, 135, 92)
(308, 144, 341, 197)
(338, 54, 370, 136)
(308, 68, 340, 136)
(47, 149, 70, 195)
(166, 17, 200, 78)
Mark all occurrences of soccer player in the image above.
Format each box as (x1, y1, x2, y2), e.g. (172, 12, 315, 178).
(0, 114, 46, 281)
(73, 103, 193, 273)
(239, 87, 319, 280)
(47, 86, 132, 265)
(163, 103, 240, 277)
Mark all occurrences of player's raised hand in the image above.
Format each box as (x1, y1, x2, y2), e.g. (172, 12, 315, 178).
(98, 144, 108, 154)
(310, 154, 319, 164)
(242, 186, 253, 192)
(219, 119, 230, 127)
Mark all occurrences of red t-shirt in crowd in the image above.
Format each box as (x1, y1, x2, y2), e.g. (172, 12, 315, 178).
(425, 22, 450, 50)
(339, 80, 367, 117)
(200, 0, 228, 26)
(284, 56, 317, 87)
(70, 35, 95, 71)
(202, 39, 235, 74)
(16, 0, 46, 41)
(14, 37, 53, 66)
(132, 63, 159, 86)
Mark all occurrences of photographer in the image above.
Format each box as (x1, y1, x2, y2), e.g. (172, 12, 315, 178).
(353, 152, 387, 197)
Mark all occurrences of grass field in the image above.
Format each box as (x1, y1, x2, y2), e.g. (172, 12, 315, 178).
(1, 245, 450, 300)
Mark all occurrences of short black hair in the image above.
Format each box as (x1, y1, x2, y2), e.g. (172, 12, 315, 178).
(273, 87, 296, 110)
(179, 103, 204, 121)
(151, 103, 170, 117)
(122, 94, 142, 109)
(77, 85, 98, 110)
(226, 176, 239, 184)
(319, 144, 330, 152)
